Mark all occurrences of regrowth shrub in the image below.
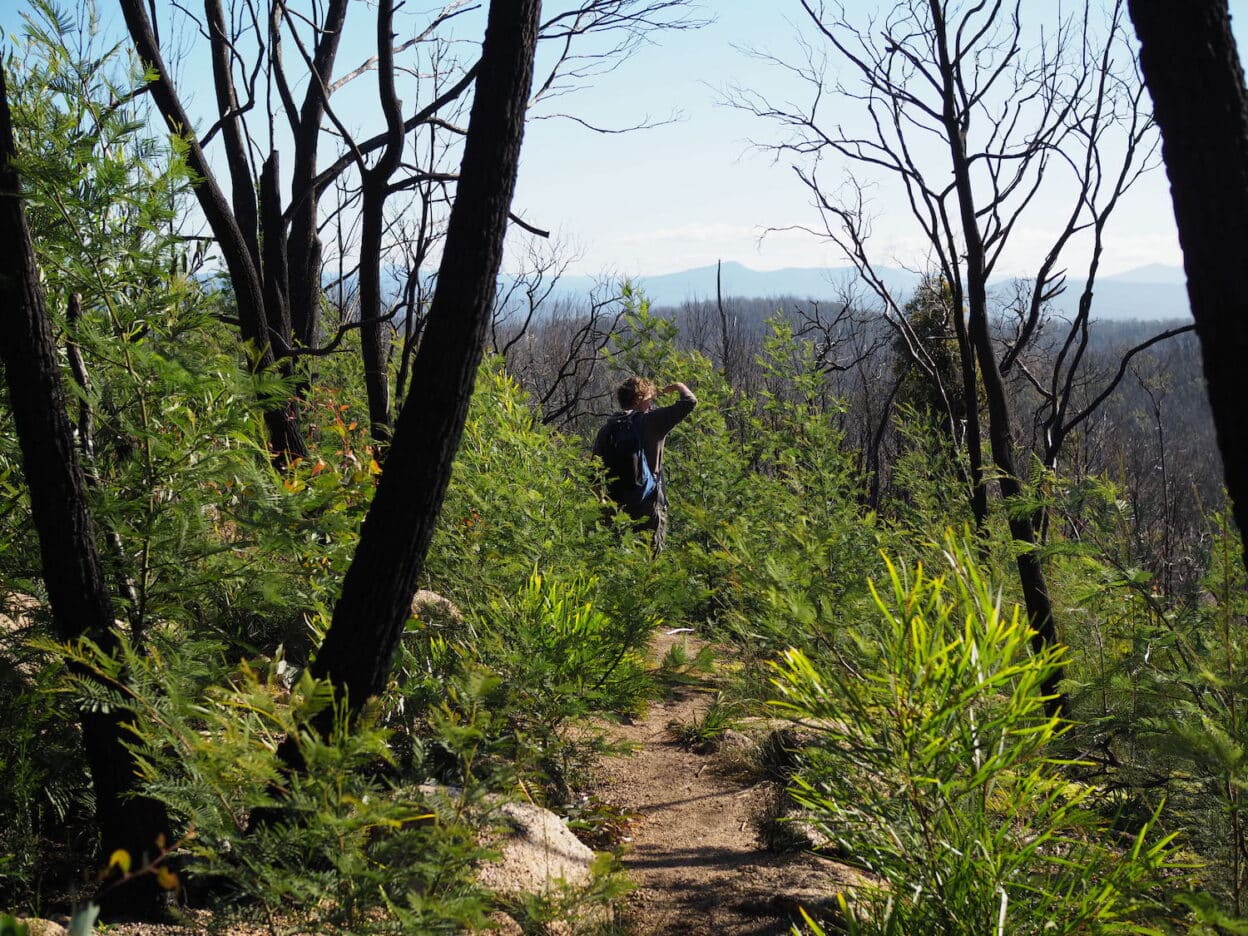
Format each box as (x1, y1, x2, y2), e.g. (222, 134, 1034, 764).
(772, 537, 1184, 935)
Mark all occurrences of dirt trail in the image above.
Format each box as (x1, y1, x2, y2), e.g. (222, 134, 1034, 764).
(592, 633, 857, 935)
(80, 633, 855, 936)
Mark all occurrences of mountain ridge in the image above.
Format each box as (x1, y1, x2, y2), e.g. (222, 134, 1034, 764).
(546, 261, 1191, 321)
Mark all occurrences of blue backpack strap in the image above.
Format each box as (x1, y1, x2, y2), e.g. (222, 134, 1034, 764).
(633, 411, 657, 502)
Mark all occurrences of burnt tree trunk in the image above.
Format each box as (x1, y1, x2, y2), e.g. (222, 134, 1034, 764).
(949, 286, 989, 527)
(311, 0, 540, 708)
(205, 0, 260, 273)
(1128, 0, 1248, 565)
(0, 67, 171, 919)
(119, 0, 307, 462)
(260, 151, 303, 438)
(359, 181, 394, 447)
(931, 3, 1061, 705)
(359, 0, 407, 451)
(287, 0, 350, 351)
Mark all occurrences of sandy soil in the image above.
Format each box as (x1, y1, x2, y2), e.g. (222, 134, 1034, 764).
(590, 634, 857, 935)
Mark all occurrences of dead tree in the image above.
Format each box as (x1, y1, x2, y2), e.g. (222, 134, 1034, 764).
(793, 283, 902, 507)
(736, 0, 1183, 707)
(1128, 0, 1248, 566)
(490, 235, 579, 363)
(517, 287, 631, 429)
(117, 0, 341, 460)
(0, 65, 171, 919)
(309, 0, 540, 715)
(357, 0, 409, 451)
(716, 259, 737, 387)
(118, 0, 703, 461)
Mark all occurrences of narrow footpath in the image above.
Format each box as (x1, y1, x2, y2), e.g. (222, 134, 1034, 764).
(592, 633, 858, 935)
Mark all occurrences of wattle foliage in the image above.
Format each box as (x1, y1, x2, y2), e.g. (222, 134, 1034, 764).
(2, 3, 1248, 931)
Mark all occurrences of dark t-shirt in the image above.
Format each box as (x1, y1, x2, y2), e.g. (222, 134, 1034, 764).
(593, 386, 697, 511)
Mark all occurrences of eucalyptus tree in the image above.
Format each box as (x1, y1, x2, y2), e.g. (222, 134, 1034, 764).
(307, 0, 541, 725)
(0, 64, 172, 918)
(1128, 0, 1248, 568)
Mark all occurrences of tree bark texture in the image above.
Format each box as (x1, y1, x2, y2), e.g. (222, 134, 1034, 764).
(287, 0, 350, 351)
(205, 0, 260, 275)
(0, 66, 171, 918)
(1128, 0, 1248, 564)
(261, 151, 293, 349)
(950, 290, 988, 527)
(310, 0, 541, 707)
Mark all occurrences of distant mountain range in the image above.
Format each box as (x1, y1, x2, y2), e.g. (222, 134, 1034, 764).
(550, 260, 1192, 322)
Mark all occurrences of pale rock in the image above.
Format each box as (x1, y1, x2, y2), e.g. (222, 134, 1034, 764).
(477, 800, 595, 898)
(717, 728, 761, 755)
(0, 592, 41, 634)
(16, 920, 67, 936)
(409, 590, 464, 630)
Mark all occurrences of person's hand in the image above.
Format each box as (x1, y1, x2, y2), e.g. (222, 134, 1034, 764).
(659, 382, 686, 394)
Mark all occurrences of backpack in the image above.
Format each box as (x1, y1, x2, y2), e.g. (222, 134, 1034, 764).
(599, 412, 657, 511)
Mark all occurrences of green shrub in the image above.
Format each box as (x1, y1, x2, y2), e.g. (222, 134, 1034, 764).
(1063, 510, 1248, 914)
(397, 570, 656, 799)
(0, 645, 91, 909)
(427, 361, 608, 600)
(55, 634, 490, 933)
(771, 537, 1183, 935)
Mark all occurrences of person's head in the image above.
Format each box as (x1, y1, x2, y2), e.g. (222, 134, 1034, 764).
(616, 376, 657, 411)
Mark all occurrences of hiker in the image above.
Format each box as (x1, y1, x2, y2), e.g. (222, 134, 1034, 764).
(593, 376, 697, 552)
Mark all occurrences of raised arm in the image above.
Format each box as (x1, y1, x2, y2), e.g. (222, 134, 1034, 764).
(644, 382, 697, 438)
(659, 382, 696, 399)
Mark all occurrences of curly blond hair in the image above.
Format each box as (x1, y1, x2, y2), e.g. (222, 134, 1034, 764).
(616, 376, 656, 409)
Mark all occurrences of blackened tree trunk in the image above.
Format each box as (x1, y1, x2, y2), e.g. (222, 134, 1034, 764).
(259, 151, 304, 442)
(359, 0, 407, 452)
(287, 0, 349, 351)
(931, 6, 1060, 704)
(359, 180, 394, 447)
(261, 152, 294, 356)
(0, 66, 171, 918)
(310, 0, 540, 708)
(205, 0, 260, 274)
(949, 288, 989, 527)
(1128, 0, 1248, 565)
(119, 0, 307, 463)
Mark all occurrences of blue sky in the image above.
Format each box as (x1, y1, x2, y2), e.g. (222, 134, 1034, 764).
(3, 0, 1246, 281)
(511, 0, 1248, 278)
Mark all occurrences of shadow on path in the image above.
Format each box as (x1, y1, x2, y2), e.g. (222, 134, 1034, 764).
(592, 632, 859, 936)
